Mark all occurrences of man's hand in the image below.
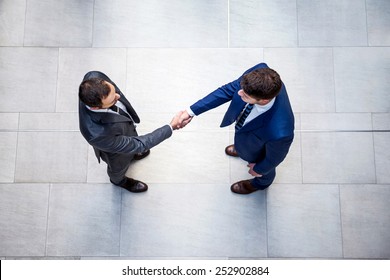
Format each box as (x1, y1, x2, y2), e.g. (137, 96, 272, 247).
(179, 110, 193, 128)
(170, 110, 193, 130)
(170, 111, 192, 130)
(247, 163, 262, 177)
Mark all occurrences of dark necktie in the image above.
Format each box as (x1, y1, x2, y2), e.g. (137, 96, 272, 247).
(110, 104, 130, 118)
(235, 104, 254, 130)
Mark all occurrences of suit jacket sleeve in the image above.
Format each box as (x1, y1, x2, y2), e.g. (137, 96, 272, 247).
(89, 125, 172, 155)
(253, 136, 293, 175)
(190, 78, 240, 115)
(189, 63, 269, 116)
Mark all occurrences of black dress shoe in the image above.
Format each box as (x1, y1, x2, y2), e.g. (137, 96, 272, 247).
(225, 144, 239, 157)
(133, 150, 150, 160)
(230, 180, 259, 194)
(121, 178, 148, 193)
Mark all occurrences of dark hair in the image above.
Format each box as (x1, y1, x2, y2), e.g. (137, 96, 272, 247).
(240, 68, 282, 100)
(78, 78, 110, 107)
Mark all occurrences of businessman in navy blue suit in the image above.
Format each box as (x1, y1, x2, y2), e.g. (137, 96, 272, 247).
(180, 63, 294, 194)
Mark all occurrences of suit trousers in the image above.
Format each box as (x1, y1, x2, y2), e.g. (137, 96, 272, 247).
(97, 122, 139, 186)
(250, 169, 276, 190)
(99, 151, 133, 186)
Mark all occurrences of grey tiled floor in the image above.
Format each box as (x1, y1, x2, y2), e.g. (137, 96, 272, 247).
(0, 0, 389, 259)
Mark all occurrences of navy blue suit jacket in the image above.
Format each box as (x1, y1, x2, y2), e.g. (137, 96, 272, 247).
(190, 63, 294, 175)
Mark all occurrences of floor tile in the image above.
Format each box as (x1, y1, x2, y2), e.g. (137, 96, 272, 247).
(273, 132, 302, 184)
(0, 184, 50, 256)
(93, 0, 227, 47)
(374, 133, 390, 184)
(301, 132, 376, 184)
(120, 184, 267, 257)
(264, 48, 335, 113)
(340, 184, 390, 258)
(0, 113, 19, 130)
(19, 113, 78, 131)
(138, 112, 227, 133)
(15, 132, 88, 183)
(366, 0, 390, 46)
(87, 146, 110, 184)
(229, 0, 297, 47)
(0, 133, 18, 182)
(267, 184, 343, 258)
(0, 0, 26, 46)
(126, 130, 230, 184)
(126, 48, 263, 114)
(300, 113, 373, 131)
(87, 112, 228, 184)
(334, 47, 390, 113)
(57, 48, 127, 112)
(373, 113, 390, 130)
(46, 184, 121, 256)
(24, 0, 94, 47)
(0, 47, 58, 112)
(297, 0, 367, 46)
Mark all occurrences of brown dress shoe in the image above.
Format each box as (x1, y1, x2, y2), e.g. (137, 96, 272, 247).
(225, 144, 239, 157)
(231, 180, 259, 194)
(121, 178, 148, 193)
(133, 149, 150, 160)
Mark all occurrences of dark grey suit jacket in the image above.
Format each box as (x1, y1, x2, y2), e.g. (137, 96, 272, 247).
(78, 71, 172, 163)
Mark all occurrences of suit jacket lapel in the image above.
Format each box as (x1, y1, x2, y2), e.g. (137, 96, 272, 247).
(117, 92, 140, 123)
(220, 94, 246, 127)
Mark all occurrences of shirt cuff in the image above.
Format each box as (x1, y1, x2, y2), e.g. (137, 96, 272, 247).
(186, 107, 195, 117)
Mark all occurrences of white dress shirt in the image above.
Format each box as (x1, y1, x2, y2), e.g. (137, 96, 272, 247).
(242, 98, 275, 126)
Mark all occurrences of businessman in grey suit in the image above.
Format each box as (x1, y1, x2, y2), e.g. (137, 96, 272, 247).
(79, 71, 186, 193)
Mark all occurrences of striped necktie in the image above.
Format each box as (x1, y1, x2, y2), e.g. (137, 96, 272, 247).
(235, 104, 254, 130)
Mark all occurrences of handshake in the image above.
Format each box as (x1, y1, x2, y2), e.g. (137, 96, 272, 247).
(170, 110, 193, 130)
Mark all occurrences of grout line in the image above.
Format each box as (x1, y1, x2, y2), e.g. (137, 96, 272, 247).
(364, 0, 369, 46)
(22, 0, 28, 47)
(85, 142, 90, 183)
(338, 184, 345, 258)
(227, 0, 230, 48)
(12, 113, 21, 183)
(372, 132, 378, 185)
(331, 47, 337, 112)
(296, 0, 299, 47)
(44, 184, 52, 257)
(297, 113, 304, 184)
(298, 130, 304, 184)
(371, 112, 378, 185)
(91, 0, 96, 47)
(54, 48, 60, 112)
(294, 133, 305, 184)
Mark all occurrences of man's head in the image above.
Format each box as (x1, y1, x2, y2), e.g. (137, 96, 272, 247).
(239, 68, 282, 105)
(79, 78, 120, 109)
